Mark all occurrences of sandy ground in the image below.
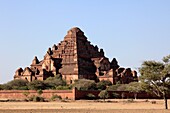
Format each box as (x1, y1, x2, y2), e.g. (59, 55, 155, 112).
(0, 99, 169, 113)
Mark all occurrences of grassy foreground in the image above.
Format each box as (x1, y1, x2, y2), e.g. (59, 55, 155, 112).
(0, 99, 169, 113)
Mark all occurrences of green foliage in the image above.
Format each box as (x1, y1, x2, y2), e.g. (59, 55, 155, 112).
(23, 91, 30, 97)
(116, 84, 128, 91)
(55, 85, 71, 90)
(96, 80, 112, 90)
(139, 60, 170, 97)
(126, 82, 143, 93)
(72, 79, 96, 90)
(0, 84, 3, 90)
(139, 55, 170, 109)
(107, 84, 121, 91)
(44, 77, 66, 89)
(163, 55, 170, 63)
(54, 73, 62, 79)
(2, 79, 28, 90)
(33, 96, 45, 102)
(86, 93, 96, 100)
(27, 80, 46, 90)
(37, 89, 43, 95)
(28, 95, 45, 102)
(50, 94, 62, 101)
(112, 92, 119, 98)
(125, 82, 143, 99)
(98, 90, 109, 101)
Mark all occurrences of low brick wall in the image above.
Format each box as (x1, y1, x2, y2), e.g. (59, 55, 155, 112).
(0, 89, 168, 100)
(75, 90, 166, 100)
(0, 89, 75, 100)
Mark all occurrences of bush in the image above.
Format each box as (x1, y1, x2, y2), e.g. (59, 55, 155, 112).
(50, 95, 62, 101)
(23, 91, 30, 99)
(28, 95, 35, 101)
(86, 93, 96, 100)
(33, 96, 45, 102)
(37, 89, 43, 95)
(112, 92, 119, 98)
(44, 77, 67, 89)
(55, 86, 71, 90)
(0, 84, 3, 90)
(2, 79, 28, 90)
(96, 80, 112, 90)
(98, 90, 109, 101)
(116, 84, 128, 91)
(27, 80, 46, 90)
(28, 95, 45, 102)
(107, 84, 121, 91)
(72, 79, 96, 90)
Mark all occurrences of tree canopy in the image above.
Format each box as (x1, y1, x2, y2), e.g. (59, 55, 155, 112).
(139, 55, 170, 109)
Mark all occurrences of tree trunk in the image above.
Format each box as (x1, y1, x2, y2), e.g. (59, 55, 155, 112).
(134, 93, 137, 100)
(163, 93, 168, 109)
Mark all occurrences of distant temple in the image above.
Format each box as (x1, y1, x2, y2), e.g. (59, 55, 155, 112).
(14, 27, 138, 84)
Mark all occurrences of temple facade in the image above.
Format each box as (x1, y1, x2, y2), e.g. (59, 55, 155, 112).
(14, 27, 138, 84)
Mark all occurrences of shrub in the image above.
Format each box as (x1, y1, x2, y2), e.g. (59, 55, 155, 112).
(27, 80, 46, 90)
(98, 90, 109, 101)
(86, 93, 96, 100)
(112, 92, 119, 98)
(28, 95, 45, 102)
(0, 84, 3, 90)
(44, 77, 67, 89)
(107, 84, 121, 91)
(23, 91, 30, 99)
(96, 80, 112, 90)
(28, 95, 36, 101)
(50, 95, 62, 101)
(55, 86, 71, 90)
(33, 96, 45, 102)
(151, 101, 156, 104)
(116, 84, 128, 91)
(72, 79, 96, 90)
(2, 79, 28, 90)
(37, 89, 43, 96)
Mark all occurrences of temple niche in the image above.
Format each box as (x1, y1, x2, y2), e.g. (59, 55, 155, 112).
(14, 27, 138, 84)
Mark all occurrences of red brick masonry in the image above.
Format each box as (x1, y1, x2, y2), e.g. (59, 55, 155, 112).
(0, 88, 167, 100)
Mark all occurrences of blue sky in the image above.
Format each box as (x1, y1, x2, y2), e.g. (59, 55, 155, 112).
(0, 0, 170, 83)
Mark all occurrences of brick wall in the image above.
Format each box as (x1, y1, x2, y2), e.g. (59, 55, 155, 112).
(0, 88, 168, 100)
(0, 89, 74, 100)
(75, 90, 166, 100)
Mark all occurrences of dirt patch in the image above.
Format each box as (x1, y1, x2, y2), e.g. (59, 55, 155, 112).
(0, 99, 169, 113)
(0, 109, 169, 113)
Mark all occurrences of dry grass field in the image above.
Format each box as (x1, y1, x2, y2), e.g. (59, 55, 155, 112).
(0, 99, 169, 113)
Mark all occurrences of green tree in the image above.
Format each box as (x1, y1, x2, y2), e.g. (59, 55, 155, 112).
(2, 79, 28, 90)
(0, 84, 3, 90)
(27, 80, 46, 90)
(44, 77, 66, 89)
(107, 84, 122, 91)
(126, 82, 143, 100)
(116, 84, 128, 99)
(139, 55, 170, 109)
(37, 89, 43, 96)
(72, 79, 96, 90)
(98, 90, 109, 102)
(96, 80, 112, 90)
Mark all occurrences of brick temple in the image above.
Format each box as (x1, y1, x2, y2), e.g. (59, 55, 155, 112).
(14, 27, 138, 84)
